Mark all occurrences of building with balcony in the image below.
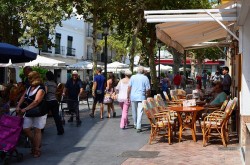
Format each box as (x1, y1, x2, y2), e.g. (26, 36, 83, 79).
(22, 16, 114, 83)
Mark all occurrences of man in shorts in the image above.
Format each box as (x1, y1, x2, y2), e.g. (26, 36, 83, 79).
(89, 68, 105, 119)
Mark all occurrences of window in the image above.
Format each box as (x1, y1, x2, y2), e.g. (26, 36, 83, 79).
(67, 36, 75, 56)
(87, 45, 92, 60)
(55, 33, 61, 54)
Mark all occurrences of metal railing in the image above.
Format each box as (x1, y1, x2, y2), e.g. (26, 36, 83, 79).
(66, 47, 76, 56)
(55, 46, 65, 55)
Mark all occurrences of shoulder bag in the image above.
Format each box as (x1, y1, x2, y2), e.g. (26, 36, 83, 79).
(24, 87, 48, 117)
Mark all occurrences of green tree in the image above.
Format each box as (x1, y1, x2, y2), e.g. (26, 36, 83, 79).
(0, 0, 72, 46)
(108, 0, 212, 91)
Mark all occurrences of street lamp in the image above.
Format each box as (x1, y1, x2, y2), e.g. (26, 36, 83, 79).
(103, 22, 109, 79)
(157, 41, 162, 80)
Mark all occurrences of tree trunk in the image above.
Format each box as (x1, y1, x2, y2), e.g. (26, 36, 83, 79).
(190, 52, 196, 79)
(129, 11, 142, 72)
(148, 29, 158, 92)
(170, 47, 182, 74)
(92, 3, 98, 80)
(197, 58, 203, 75)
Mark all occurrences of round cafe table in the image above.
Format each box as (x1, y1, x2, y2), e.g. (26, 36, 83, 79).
(169, 106, 204, 142)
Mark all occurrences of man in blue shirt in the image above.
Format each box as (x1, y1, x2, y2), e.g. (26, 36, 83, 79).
(89, 67, 106, 119)
(63, 70, 83, 126)
(127, 66, 151, 132)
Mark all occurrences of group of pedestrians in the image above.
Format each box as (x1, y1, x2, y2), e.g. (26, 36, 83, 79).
(11, 65, 232, 159)
(14, 67, 91, 158)
(15, 67, 65, 158)
(89, 66, 150, 132)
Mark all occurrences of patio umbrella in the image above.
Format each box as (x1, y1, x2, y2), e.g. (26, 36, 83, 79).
(107, 61, 129, 69)
(24, 55, 66, 67)
(156, 64, 172, 71)
(68, 61, 102, 69)
(0, 43, 37, 63)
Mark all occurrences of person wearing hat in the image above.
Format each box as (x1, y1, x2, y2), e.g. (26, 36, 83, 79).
(62, 70, 83, 126)
(115, 70, 132, 129)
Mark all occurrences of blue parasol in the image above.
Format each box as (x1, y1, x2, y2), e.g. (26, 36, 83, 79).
(0, 43, 37, 63)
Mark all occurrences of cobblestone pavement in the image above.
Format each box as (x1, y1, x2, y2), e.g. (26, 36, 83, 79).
(6, 100, 244, 165)
(122, 134, 243, 165)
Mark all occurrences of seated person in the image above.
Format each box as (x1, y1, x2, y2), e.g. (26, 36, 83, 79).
(196, 82, 227, 121)
(192, 84, 204, 100)
(204, 82, 227, 109)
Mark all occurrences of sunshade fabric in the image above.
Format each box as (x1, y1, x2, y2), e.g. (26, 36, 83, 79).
(25, 55, 65, 67)
(0, 43, 37, 63)
(156, 21, 231, 54)
(155, 64, 172, 71)
(107, 61, 129, 69)
(68, 61, 102, 69)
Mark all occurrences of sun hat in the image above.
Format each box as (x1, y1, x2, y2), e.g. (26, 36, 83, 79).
(72, 70, 78, 75)
(125, 70, 132, 76)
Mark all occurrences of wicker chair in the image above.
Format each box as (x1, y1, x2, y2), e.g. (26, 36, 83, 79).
(201, 97, 238, 147)
(143, 100, 174, 144)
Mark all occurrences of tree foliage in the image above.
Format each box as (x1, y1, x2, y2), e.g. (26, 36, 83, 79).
(0, 0, 73, 46)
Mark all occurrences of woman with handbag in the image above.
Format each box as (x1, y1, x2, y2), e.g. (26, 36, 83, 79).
(115, 70, 132, 129)
(16, 71, 47, 158)
(104, 73, 117, 118)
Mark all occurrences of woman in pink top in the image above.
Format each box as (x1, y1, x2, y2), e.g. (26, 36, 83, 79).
(115, 70, 132, 129)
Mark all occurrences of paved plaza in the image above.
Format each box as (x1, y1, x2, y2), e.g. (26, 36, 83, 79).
(5, 100, 244, 165)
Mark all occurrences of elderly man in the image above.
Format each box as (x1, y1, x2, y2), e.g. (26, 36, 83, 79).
(203, 82, 227, 115)
(63, 70, 83, 126)
(127, 66, 151, 133)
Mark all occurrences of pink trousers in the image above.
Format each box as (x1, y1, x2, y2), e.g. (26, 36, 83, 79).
(119, 100, 130, 128)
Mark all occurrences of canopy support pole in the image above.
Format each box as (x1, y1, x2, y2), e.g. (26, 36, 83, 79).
(204, 9, 239, 41)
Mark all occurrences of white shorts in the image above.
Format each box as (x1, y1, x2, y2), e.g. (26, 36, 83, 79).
(23, 114, 47, 129)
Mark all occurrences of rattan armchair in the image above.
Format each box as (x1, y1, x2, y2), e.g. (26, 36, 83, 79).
(201, 97, 238, 147)
(143, 100, 174, 144)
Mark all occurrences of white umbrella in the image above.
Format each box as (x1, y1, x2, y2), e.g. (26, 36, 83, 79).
(133, 66, 150, 72)
(25, 55, 65, 67)
(107, 61, 129, 69)
(0, 60, 12, 67)
(180, 67, 191, 71)
(68, 61, 102, 69)
(156, 64, 172, 71)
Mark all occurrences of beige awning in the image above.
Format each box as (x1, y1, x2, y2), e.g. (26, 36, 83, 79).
(156, 21, 232, 53)
(145, 3, 237, 54)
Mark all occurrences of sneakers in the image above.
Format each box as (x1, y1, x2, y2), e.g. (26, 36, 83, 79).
(76, 120, 82, 126)
(57, 130, 64, 135)
(68, 116, 73, 122)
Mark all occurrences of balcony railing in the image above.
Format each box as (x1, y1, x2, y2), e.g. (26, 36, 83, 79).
(55, 46, 65, 55)
(66, 47, 76, 56)
(86, 52, 102, 62)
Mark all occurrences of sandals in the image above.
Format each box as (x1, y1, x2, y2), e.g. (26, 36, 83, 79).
(33, 150, 41, 158)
